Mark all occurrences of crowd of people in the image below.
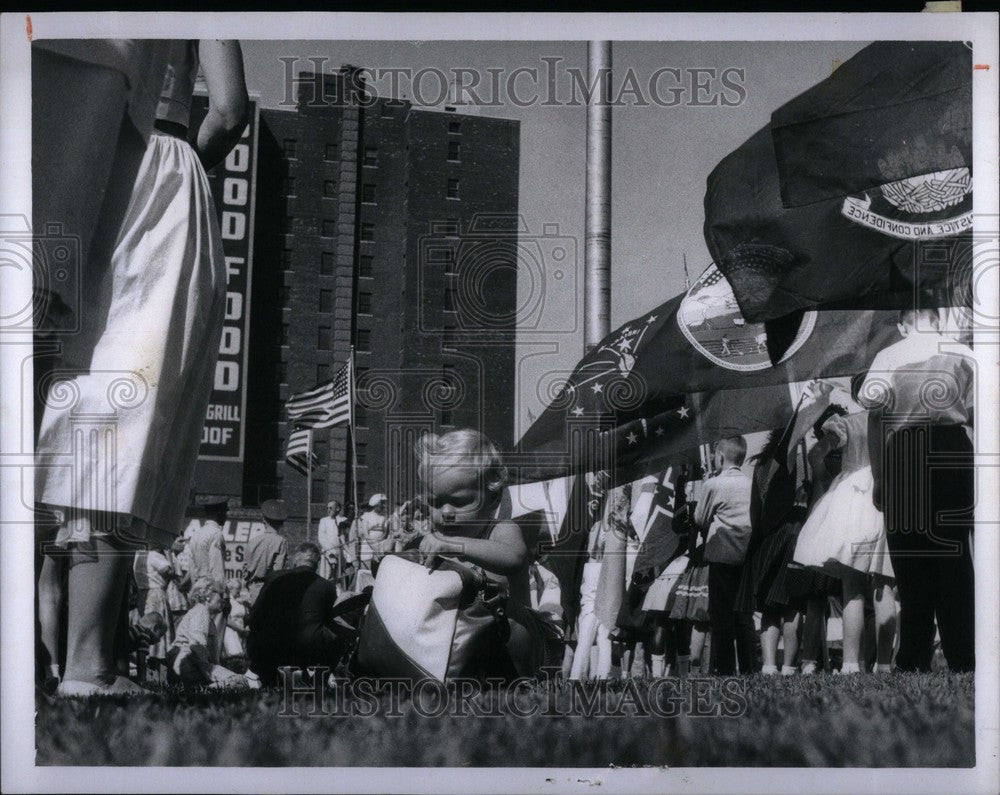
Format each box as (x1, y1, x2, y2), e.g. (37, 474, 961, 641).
(568, 308, 976, 679)
(30, 35, 976, 697)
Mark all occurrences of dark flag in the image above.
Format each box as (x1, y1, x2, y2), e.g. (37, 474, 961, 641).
(705, 41, 972, 323)
(516, 259, 898, 481)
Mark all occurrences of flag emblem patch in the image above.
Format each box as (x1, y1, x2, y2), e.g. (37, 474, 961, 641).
(677, 263, 816, 371)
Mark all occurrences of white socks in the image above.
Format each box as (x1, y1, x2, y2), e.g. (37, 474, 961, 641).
(781, 665, 797, 676)
(839, 661, 861, 674)
(801, 660, 818, 675)
(761, 664, 779, 675)
(650, 654, 666, 678)
(876, 664, 893, 674)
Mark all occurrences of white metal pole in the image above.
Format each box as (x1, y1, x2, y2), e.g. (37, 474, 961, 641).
(585, 41, 612, 354)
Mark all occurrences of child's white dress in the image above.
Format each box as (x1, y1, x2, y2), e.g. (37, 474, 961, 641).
(792, 411, 894, 582)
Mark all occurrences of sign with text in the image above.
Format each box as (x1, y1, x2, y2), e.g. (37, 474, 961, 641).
(193, 96, 260, 462)
(183, 518, 268, 582)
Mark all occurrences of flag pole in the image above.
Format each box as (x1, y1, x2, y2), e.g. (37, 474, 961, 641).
(348, 347, 362, 571)
(585, 40, 612, 355)
(306, 428, 313, 542)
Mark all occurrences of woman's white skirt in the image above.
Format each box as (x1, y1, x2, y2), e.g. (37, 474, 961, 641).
(792, 466, 894, 582)
(36, 131, 226, 550)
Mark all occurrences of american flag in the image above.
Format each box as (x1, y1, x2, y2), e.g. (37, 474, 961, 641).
(687, 263, 725, 297)
(286, 360, 352, 429)
(285, 427, 319, 476)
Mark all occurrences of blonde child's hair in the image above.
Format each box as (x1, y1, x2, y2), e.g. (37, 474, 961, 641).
(189, 577, 226, 605)
(416, 429, 509, 494)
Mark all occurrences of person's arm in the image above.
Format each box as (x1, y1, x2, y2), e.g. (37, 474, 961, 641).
(691, 481, 714, 534)
(185, 605, 217, 678)
(274, 538, 288, 571)
(226, 610, 246, 634)
(868, 409, 885, 511)
(192, 40, 249, 171)
(419, 520, 528, 576)
(210, 533, 226, 581)
(781, 380, 835, 470)
(150, 553, 173, 581)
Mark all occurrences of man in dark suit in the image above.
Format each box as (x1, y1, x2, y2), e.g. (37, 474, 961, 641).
(245, 542, 348, 686)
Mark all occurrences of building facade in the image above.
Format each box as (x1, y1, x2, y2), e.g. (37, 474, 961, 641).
(238, 67, 520, 528)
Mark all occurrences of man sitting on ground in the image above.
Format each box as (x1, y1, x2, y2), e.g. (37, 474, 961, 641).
(245, 542, 350, 686)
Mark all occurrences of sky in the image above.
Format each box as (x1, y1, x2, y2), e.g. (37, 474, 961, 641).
(240, 40, 870, 438)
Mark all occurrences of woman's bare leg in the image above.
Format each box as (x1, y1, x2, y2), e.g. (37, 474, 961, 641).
(781, 606, 802, 669)
(62, 538, 132, 686)
(841, 572, 865, 672)
(873, 582, 898, 668)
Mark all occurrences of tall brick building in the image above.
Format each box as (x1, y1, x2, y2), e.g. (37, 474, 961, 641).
(241, 67, 520, 529)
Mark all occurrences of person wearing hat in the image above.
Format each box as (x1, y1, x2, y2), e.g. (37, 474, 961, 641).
(352, 493, 389, 591)
(317, 500, 347, 582)
(187, 497, 230, 659)
(242, 500, 289, 604)
(188, 498, 228, 584)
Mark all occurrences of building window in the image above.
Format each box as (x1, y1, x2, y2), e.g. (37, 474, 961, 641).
(360, 222, 375, 242)
(320, 252, 335, 275)
(278, 216, 293, 235)
(321, 219, 336, 237)
(356, 443, 367, 466)
(280, 248, 293, 267)
(283, 176, 296, 196)
(361, 184, 376, 204)
(319, 289, 334, 313)
(363, 147, 378, 167)
(278, 286, 289, 304)
(280, 322, 289, 346)
(357, 481, 367, 498)
(283, 139, 297, 158)
(356, 328, 371, 351)
(318, 326, 332, 350)
(447, 141, 461, 162)
(317, 363, 330, 383)
(358, 254, 374, 278)
(447, 178, 460, 200)
(440, 409, 454, 427)
(354, 405, 367, 428)
(357, 291, 372, 315)
(323, 179, 336, 197)
(324, 143, 338, 161)
(277, 362, 288, 383)
(448, 120, 461, 135)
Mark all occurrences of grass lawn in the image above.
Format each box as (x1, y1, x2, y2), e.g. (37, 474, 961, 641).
(36, 671, 974, 767)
